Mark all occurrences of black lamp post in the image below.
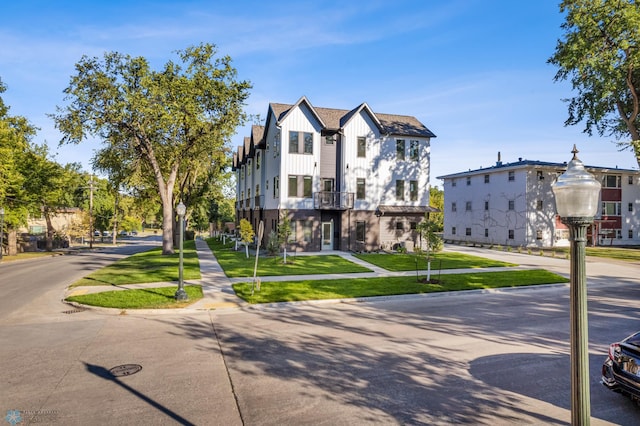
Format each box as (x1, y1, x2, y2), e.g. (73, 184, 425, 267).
(551, 145, 601, 425)
(175, 201, 188, 301)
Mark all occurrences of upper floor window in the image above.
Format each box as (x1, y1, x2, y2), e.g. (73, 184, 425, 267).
(451, 202, 457, 212)
(356, 178, 366, 200)
(602, 202, 621, 216)
(273, 176, 279, 198)
(303, 176, 312, 197)
(629, 175, 634, 185)
(357, 137, 366, 158)
(409, 180, 418, 201)
(465, 201, 472, 211)
(256, 152, 261, 169)
(508, 200, 515, 210)
(288, 175, 313, 198)
(537, 170, 544, 181)
(409, 140, 419, 161)
(289, 131, 313, 154)
(466, 176, 471, 186)
(603, 175, 621, 188)
(484, 201, 489, 211)
(396, 180, 405, 200)
(508, 171, 515, 181)
(452, 179, 457, 187)
(325, 135, 335, 145)
(396, 140, 406, 161)
(536, 200, 543, 210)
(484, 174, 490, 183)
(274, 129, 281, 157)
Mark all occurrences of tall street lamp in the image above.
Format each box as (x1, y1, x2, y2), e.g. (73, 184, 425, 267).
(551, 145, 601, 426)
(175, 201, 188, 301)
(0, 207, 5, 261)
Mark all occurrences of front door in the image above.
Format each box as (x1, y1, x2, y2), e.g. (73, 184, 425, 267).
(321, 221, 333, 251)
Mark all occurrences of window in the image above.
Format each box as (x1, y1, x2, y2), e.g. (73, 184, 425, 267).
(289, 221, 297, 242)
(465, 228, 471, 236)
(302, 221, 313, 242)
(356, 221, 366, 242)
(629, 203, 634, 212)
(356, 178, 366, 200)
(303, 176, 312, 198)
(409, 180, 418, 201)
(396, 140, 405, 161)
(303, 132, 313, 154)
(409, 140, 419, 161)
(602, 202, 621, 215)
(537, 170, 544, 181)
(484, 201, 489, 211)
(629, 175, 634, 185)
(396, 221, 404, 231)
(484, 228, 489, 237)
(452, 226, 457, 235)
(396, 180, 405, 200)
(484, 174, 490, 183)
(289, 131, 299, 153)
(357, 137, 366, 158)
(508, 229, 514, 239)
(603, 175, 621, 188)
(629, 229, 634, 239)
(452, 179, 457, 187)
(536, 229, 543, 240)
(288, 175, 298, 197)
(466, 176, 471, 186)
(325, 135, 335, 145)
(274, 129, 281, 157)
(273, 176, 279, 198)
(537, 200, 543, 210)
(256, 152, 261, 169)
(465, 201, 472, 211)
(451, 202, 457, 212)
(255, 184, 260, 198)
(508, 171, 515, 181)
(247, 159, 251, 176)
(410, 222, 417, 230)
(508, 200, 515, 210)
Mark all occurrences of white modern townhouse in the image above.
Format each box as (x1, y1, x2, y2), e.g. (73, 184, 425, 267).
(232, 96, 438, 252)
(437, 154, 640, 248)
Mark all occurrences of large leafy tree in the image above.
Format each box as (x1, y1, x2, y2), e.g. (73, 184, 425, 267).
(53, 43, 251, 254)
(549, 0, 640, 166)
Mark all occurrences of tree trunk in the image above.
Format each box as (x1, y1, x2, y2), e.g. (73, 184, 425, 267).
(8, 229, 17, 256)
(44, 209, 54, 252)
(161, 194, 175, 255)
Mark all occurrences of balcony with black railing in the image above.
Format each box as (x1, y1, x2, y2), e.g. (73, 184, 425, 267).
(314, 191, 354, 210)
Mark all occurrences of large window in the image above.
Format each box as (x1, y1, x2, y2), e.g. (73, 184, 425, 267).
(357, 137, 366, 158)
(409, 180, 418, 201)
(289, 132, 299, 153)
(289, 131, 313, 154)
(302, 221, 313, 242)
(303, 132, 313, 154)
(303, 176, 312, 198)
(396, 140, 405, 161)
(356, 221, 366, 242)
(288, 175, 298, 197)
(602, 202, 621, 215)
(396, 180, 405, 200)
(356, 178, 366, 200)
(603, 175, 621, 188)
(409, 140, 419, 161)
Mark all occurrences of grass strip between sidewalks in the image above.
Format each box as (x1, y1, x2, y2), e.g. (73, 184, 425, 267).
(233, 269, 569, 304)
(206, 238, 372, 277)
(69, 240, 201, 287)
(352, 252, 516, 271)
(66, 285, 203, 309)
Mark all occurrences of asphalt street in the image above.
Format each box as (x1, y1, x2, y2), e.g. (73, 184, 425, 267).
(1, 240, 640, 425)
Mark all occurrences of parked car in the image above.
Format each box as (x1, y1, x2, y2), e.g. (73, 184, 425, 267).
(602, 331, 640, 402)
(93, 230, 101, 237)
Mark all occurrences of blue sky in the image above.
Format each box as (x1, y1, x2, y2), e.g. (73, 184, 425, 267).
(2, 0, 638, 187)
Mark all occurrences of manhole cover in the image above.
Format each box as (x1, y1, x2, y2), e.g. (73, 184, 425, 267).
(109, 364, 142, 377)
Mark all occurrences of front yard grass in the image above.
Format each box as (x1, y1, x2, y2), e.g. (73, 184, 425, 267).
(65, 285, 203, 309)
(69, 240, 201, 287)
(352, 251, 516, 271)
(233, 269, 568, 304)
(206, 238, 372, 277)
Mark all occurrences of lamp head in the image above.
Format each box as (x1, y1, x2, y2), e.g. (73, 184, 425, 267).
(176, 201, 186, 217)
(551, 145, 601, 218)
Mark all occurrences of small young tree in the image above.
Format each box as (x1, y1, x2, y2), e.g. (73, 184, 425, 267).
(238, 218, 254, 259)
(416, 218, 443, 282)
(277, 210, 292, 263)
(266, 230, 279, 256)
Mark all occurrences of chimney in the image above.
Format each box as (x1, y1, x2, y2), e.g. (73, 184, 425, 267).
(496, 151, 502, 166)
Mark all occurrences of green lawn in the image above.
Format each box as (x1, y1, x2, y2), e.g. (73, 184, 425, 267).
(352, 251, 516, 271)
(233, 269, 569, 304)
(206, 238, 372, 277)
(70, 240, 201, 287)
(65, 285, 203, 309)
(584, 246, 640, 262)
